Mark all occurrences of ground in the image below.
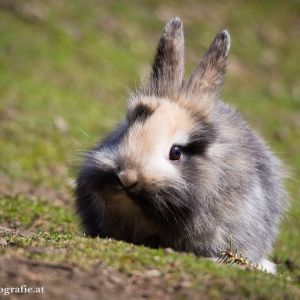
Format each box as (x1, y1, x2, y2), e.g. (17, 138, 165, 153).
(0, 0, 299, 299)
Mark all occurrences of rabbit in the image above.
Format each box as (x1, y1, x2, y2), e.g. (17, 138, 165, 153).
(75, 17, 288, 274)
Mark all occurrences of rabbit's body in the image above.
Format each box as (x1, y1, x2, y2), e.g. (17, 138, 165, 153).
(76, 18, 287, 273)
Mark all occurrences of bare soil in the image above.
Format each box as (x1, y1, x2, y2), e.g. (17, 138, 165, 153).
(0, 258, 203, 300)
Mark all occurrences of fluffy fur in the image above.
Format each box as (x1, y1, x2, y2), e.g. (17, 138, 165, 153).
(75, 18, 288, 272)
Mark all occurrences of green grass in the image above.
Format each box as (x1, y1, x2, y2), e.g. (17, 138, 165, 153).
(0, 0, 299, 298)
(0, 195, 78, 233)
(3, 232, 299, 299)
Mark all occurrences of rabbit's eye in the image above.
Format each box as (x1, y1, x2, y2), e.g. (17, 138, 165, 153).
(169, 145, 182, 161)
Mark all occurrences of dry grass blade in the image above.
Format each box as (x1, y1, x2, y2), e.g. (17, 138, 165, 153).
(218, 238, 265, 272)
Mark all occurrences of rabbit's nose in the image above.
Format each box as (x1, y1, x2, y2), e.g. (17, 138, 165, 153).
(117, 169, 138, 188)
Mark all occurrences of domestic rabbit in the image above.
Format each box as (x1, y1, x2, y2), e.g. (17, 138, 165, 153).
(75, 17, 288, 273)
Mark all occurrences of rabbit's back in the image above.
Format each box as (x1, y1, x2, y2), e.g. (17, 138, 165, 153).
(197, 100, 288, 261)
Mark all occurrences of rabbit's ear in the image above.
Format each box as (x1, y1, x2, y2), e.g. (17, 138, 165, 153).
(185, 30, 230, 96)
(147, 17, 184, 97)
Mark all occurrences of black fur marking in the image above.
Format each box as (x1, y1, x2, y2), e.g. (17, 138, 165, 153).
(182, 140, 207, 156)
(80, 166, 121, 192)
(75, 179, 109, 237)
(183, 122, 217, 156)
(128, 104, 154, 124)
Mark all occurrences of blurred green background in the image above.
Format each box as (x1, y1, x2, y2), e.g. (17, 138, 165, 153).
(0, 0, 299, 298)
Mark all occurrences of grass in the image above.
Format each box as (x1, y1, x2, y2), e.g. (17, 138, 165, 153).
(0, 0, 299, 298)
(3, 232, 299, 299)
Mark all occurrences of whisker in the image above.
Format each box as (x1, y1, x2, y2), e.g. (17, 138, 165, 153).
(75, 126, 91, 137)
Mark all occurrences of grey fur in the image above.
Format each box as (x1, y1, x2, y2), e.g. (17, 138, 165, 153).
(145, 17, 184, 97)
(185, 30, 230, 96)
(75, 18, 288, 265)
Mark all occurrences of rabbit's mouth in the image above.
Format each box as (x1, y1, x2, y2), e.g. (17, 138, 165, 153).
(125, 187, 193, 225)
(83, 165, 193, 225)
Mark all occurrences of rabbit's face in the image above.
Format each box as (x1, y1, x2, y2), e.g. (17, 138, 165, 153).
(124, 97, 195, 185)
(124, 95, 214, 183)
(86, 94, 216, 224)
(82, 18, 230, 224)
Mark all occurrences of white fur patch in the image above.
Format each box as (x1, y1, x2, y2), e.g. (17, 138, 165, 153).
(259, 258, 276, 274)
(143, 130, 181, 181)
(172, 131, 190, 145)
